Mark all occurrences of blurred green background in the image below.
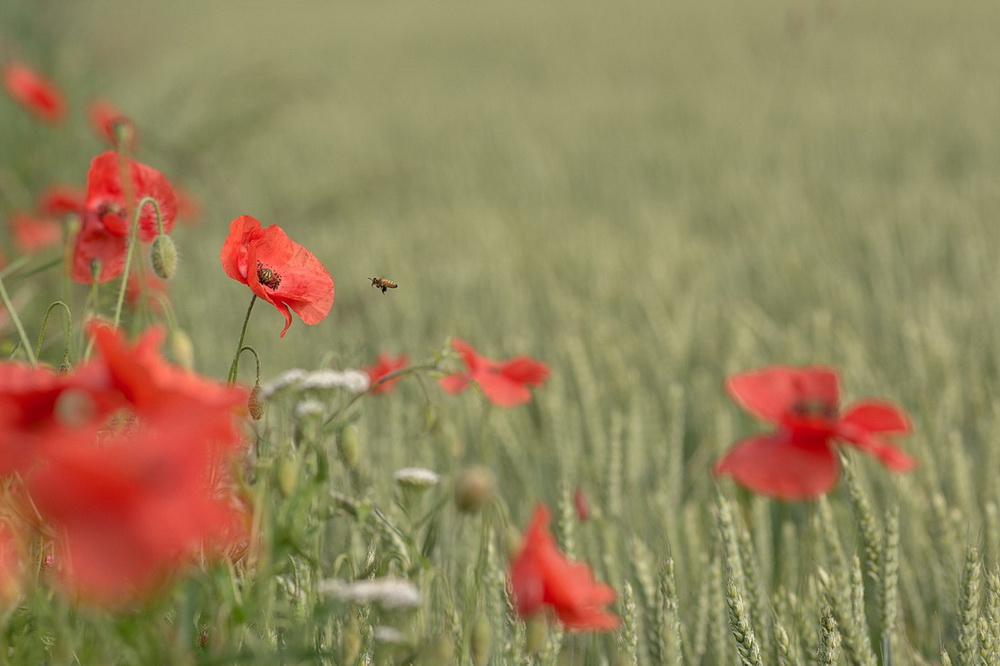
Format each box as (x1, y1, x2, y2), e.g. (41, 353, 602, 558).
(6, 0, 992, 375)
(4, 0, 1000, 660)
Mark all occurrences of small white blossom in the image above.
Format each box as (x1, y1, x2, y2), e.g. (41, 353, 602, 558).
(300, 369, 371, 394)
(318, 577, 421, 610)
(294, 399, 326, 419)
(393, 467, 440, 488)
(259, 368, 308, 400)
(373, 626, 407, 645)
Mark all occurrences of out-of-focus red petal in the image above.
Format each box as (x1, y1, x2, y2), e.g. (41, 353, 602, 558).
(10, 213, 61, 252)
(70, 213, 128, 283)
(500, 357, 550, 387)
(841, 401, 911, 434)
(476, 372, 533, 407)
(713, 433, 840, 500)
(37, 184, 85, 216)
(451, 338, 484, 374)
(365, 353, 408, 394)
(3, 62, 66, 123)
(727, 366, 840, 423)
(438, 374, 471, 394)
(837, 427, 917, 472)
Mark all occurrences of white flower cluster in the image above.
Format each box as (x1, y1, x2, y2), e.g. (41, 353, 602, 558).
(258, 368, 370, 400)
(393, 467, 440, 488)
(318, 576, 421, 610)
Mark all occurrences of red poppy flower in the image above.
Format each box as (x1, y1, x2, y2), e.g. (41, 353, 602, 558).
(25, 410, 247, 607)
(713, 365, 916, 500)
(0, 360, 115, 477)
(2, 62, 66, 123)
(37, 184, 85, 217)
(439, 338, 549, 407)
(87, 98, 136, 150)
(9, 212, 62, 253)
(510, 504, 618, 631)
(71, 151, 177, 283)
(87, 323, 246, 437)
(364, 353, 408, 394)
(220, 214, 335, 338)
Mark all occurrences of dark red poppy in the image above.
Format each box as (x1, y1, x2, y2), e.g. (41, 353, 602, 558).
(70, 151, 177, 283)
(713, 365, 916, 500)
(220, 214, 335, 338)
(364, 353, 408, 394)
(510, 504, 618, 631)
(2, 62, 66, 123)
(439, 338, 549, 407)
(9, 212, 62, 252)
(87, 99, 136, 150)
(37, 184, 84, 217)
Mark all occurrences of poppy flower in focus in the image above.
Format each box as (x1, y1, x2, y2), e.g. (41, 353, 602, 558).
(510, 504, 618, 631)
(2, 62, 66, 123)
(25, 411, 248, 607)
(71, 151, 177, 283)
(37, 184, 84, 217)
(364, 353, 408, 394)
(88, 99, 136, 151)
(713, 365, 916, 500)
(439, 338, 549, 407)
(9, 212, 62, 253)
(220, 214, 335, 338)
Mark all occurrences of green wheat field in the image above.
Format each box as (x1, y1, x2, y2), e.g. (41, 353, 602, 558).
(3, 0, 1000, 663)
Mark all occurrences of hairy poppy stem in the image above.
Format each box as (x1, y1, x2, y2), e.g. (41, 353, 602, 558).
(34, 300, 73, 363)
(111, 196, 163, 330)
(0, 275, 37, 366)
(228, 295, 257, 385)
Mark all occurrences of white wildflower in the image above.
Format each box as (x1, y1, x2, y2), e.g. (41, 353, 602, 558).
(300, 369, 371, 394)
(318, 577, 421, 610)
(393, 467, 440, 489)
(259, 368, 308, 400)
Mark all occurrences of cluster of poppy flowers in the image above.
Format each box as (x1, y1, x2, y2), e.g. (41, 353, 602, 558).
(0, 324, 248, 606)
(3, 59, 920, 634)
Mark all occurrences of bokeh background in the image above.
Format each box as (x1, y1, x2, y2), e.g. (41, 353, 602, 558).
(4, 1, 1000, 660)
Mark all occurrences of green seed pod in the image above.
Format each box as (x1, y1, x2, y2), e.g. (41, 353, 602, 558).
(169, 329, 195, 371)
(454, 465, 495, 514)
(470, 614, 491, 666)
(338, 425, 360, 468)
(150, 234, 178, 279)
(276, 455, 298, 498)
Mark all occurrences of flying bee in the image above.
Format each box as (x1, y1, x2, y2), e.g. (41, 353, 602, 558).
(369, 276, 398, 294)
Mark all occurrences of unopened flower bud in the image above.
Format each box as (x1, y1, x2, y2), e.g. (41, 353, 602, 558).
(168, 329, 195, 371)
(277, 455, 297, 498)
(525, 617, 547, 655)
(470, 613, 491, 666)
(248, 382, 265, 420)
(454, 465, 495, 514)
(342, 614, 362, 665)
(150, 234, 178, 279)
(337, 425, 360, 468)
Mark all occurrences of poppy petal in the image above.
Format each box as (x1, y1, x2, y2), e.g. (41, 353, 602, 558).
(500, 357, 550, 387)
(438, 374, 471, 394)
(727, 366, 839, 423)
(841, 401, 911, 434)
(713, 433, 840, 500)
(475, 372, 533, 407)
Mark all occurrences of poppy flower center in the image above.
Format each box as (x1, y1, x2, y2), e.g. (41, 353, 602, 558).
(256, 262, 282, 290)
(790, 399, 838, 419)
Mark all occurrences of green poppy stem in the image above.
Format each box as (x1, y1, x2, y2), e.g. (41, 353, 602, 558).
(0, 275, 37, 366)
(228, 294, 257, 385)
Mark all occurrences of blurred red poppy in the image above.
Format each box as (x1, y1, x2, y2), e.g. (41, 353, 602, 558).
(713, 365, 916, 500)
(510, 504, 618, 631)
(220, 214, 335, 338)
(25, 410, 247, 607)
(9, 212, 61, 253)
(37, 184, 84, 217)
(70, 151, 177, 283)
(439, 338, 549, 407)
(87, 98, 136, 151)
(364, 353, 408, 394)
(2, 62, 66, 123)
